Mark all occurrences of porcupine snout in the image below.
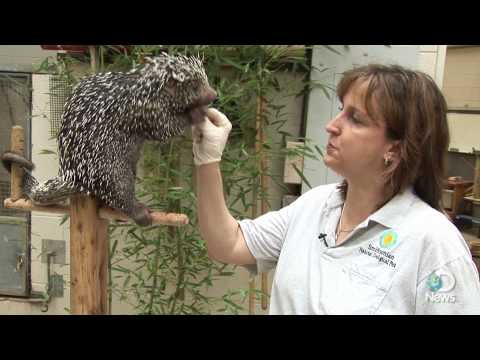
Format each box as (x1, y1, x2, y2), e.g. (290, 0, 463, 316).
(188, 85, 217, 125)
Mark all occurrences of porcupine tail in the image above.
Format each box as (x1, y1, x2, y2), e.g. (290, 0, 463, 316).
(1, 151, 77, 205)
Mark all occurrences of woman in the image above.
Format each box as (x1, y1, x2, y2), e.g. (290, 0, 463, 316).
(193, 64, 480, 315)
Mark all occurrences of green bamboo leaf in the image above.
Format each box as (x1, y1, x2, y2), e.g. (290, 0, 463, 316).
(223, 298, 243, 309)
(311, 65, 331, 73)
(303, 153, 320, 160)
(278, 130, 294, 137)
(38, 149, 57, 155)
(292, 163, 312, 189)
(59, 214, 69, 226)
(112, 266, 130, 273)
(110, 238, 119, 257)
(309, 82, 332, 100)
(123, 274, 132, 288)
(321, 45, 342, 55)
(221, 57, 245, 71)
(314, 145, 324, 158)
(219, 272, 235, 276)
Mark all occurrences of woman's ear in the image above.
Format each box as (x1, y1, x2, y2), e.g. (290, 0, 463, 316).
(385, 140, 402, 165)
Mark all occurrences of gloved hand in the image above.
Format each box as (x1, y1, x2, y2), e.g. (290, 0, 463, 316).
(192, 108, 232, 166)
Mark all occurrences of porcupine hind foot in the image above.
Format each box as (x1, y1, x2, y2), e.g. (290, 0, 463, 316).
(106, 165, 153, 226)
(131, 201, 153, 227)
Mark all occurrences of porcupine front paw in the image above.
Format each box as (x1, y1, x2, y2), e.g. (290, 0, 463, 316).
(131, 201, 153, 226)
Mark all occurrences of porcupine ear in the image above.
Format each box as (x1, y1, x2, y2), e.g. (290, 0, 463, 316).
(144, 56, 155, 65)
(167, 57, 187, 83)
(171, 71, 185, 83)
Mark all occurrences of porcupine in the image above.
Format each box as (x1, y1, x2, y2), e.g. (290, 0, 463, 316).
(1, 52, 216, 226)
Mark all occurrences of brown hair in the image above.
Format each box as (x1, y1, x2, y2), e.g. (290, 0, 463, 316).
(336, 64, 450, 211)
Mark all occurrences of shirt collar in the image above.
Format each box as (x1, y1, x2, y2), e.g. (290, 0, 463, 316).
(324, 184, 417, 229)
(369, 186, 417, 228)
(324, 184, 344, 211)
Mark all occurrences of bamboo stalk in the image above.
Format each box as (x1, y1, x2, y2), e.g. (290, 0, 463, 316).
(257, 96, 268, 310)
(248, 94, 271, 313)
(3, 198, 189, 226)
(248, 278, 256, 315)
(247, 94, 264, 315)
(257, 95, 270, 311)
(261, 271, 268, 310)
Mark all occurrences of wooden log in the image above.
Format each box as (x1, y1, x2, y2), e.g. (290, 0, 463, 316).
(3, 198, 189, 226)
(10, 126, 25, 201)
(4, 198, 70, 215)
(99, 206, 189, 226)
(70, 195, 108, 314)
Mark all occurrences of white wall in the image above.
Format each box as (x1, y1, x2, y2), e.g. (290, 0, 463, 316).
(418, 45, 447, 88)
(0, 45, 57, 72)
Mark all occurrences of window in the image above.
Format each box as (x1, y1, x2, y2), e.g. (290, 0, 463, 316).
(0, 72, 31, 296)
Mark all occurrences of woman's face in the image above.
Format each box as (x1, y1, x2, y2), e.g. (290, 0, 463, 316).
(324, 79, 396, 183)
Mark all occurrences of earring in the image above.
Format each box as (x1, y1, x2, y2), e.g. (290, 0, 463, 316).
(384, 156, 391, 167)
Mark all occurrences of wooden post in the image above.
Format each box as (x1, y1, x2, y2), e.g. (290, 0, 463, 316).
(10, 126, 25, 201)
(70, 195, 108, 315)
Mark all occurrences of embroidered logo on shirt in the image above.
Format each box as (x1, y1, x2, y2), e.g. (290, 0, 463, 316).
(358, 230, 399, 268)
(427, 273, 443, 292)
(426, 270, 456, 303)
(427, 270, 456, 293)
(379, 230, 398, 250)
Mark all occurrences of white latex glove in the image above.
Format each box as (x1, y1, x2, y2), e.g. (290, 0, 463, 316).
(192, 108, 232, 166)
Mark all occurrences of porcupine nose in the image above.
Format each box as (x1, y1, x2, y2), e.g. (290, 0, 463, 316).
(203, 86, 217, 104)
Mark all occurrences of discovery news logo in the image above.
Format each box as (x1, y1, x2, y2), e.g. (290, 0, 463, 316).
(426, 270, 456, 303)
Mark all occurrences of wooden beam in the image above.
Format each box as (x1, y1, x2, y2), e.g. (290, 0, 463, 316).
(4, 198, 189, 226)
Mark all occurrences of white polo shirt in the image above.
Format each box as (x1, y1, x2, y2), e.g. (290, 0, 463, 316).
(238, 183, 480, 314)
